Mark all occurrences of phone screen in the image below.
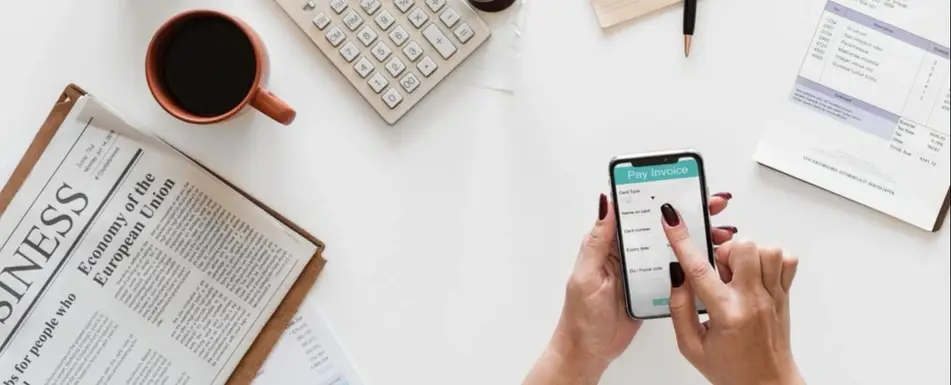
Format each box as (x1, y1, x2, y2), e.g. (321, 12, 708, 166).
(612, 155, 712, 318)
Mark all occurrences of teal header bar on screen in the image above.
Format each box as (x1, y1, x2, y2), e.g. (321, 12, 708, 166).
(614, 158, 699, 185)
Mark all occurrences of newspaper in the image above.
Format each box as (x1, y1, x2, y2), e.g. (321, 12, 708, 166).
(0, 95, 318, 385)
(253, 301, 364, 385)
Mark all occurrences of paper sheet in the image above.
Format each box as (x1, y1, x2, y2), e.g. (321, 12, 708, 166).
(254, 301, 365, 385)
(755, 0, 950, 231)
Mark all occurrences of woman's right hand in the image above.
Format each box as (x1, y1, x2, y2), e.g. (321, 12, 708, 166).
(660, 203, 805, 385)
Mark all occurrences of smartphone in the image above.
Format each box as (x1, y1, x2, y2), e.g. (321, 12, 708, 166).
(609, 150, 715, 319)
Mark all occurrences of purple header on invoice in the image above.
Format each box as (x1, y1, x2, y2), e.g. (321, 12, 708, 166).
(791, 76, 898, 140)
(824, 1, 950, 60)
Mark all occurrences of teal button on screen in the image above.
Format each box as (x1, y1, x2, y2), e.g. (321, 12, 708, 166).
(652, 298, 670, 306)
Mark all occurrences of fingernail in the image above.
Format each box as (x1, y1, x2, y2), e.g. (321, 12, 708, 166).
(598, 194, 608, 220)
(717, 225, 739, 234)
(661, 203, 680, 226)
(713, 192, 733, 200)
(670, 262, 685, 288)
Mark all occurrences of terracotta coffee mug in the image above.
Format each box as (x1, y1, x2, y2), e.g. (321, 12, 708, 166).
(146, 10, 295, 125)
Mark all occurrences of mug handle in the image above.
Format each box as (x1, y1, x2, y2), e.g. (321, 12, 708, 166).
(251, 88, 296, 125)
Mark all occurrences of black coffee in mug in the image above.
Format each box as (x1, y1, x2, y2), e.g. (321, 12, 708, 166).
(158, 15, 257, 117)
(147, 10, 296, 125)
(468, 0, 516, 12)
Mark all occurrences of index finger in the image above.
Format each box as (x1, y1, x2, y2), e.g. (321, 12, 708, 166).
(661, 203, 729, 312)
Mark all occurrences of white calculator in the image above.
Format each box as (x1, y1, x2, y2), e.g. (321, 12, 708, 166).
(275, 0, 491, 124)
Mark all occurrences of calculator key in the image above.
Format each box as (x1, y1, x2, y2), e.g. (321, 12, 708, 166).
(382, 88, 404, 109)
(375, 10, 395, 30)
(425, 0, 446, 12)
(304, 1, 317, 11)
(360, 0, 381, 15)
(402, 41, 423, 62)
(368, 73, 388, 93)
(417, 56, 438, 77)
(371, 41, 393, 61)
(389, 25, 409, 46)
(408, 8, 429, 29)
(325, 27, 346, 47)
(357, 26, 378, 46)
(400, 73, 420, 93)
(339, 41, 360, 62)
(394, 0, 414, 13)
(421, 24, 456, 59)
(312, 13, 331, 30)
(453, 23, 474, 43)
(343, 11, 364, 31)
(386, 57, 407, 77)
(354, 57, 374, 78)
(439, 8, 460, 28)
(330, 0, 348, 14)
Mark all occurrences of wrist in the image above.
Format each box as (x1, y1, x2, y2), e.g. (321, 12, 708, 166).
(545, 333, 609, 383)
(779, 372, 806, 385)
(762, 366, 805, 385)
(524, 343, 606, 385)
(779, 357, 805, 385)
(533, 346, 605, 385)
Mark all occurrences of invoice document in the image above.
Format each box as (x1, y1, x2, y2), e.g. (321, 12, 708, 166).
(756, 0, 950, 231)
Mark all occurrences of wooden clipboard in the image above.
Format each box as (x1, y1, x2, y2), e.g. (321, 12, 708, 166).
(0, 84, 327, 384)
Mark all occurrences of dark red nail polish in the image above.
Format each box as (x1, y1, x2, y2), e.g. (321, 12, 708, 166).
(670, 262, 685, 288)
(717, 225, 739, 234)
(598, 194, 608, 220)
(661, 204, 680, 226)
(713, 192, 733, 200)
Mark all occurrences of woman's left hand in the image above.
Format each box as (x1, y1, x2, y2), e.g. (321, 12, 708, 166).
(524, 193, 737, 384)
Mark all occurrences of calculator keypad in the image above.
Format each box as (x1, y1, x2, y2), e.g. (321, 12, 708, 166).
(279, 0, 489, 124)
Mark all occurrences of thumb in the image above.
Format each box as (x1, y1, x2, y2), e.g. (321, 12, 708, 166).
(669, 262, 703, 361)
(579, 194, 617, 266)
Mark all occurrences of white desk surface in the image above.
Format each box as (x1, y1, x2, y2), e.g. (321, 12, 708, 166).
(1, 0, 949, 384)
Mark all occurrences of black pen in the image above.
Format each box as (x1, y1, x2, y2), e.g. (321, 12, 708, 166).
(683, 0, 696, 57)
